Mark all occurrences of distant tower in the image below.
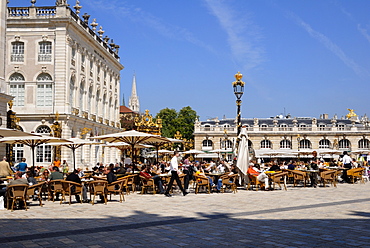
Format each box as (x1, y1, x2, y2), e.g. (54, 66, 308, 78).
(128, 73, 140, 113)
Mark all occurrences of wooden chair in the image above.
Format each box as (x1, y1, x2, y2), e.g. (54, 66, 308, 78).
(107, 180, 125, 202)
(291, 170, 307, 187)
(89, 180, 107, 205)
(61, 180, 83, 205)
(139, 176, 157, 195)
(347, 168, 365, 184)
(6, 184, 28, 211)
(270, 171, 288, 190)
(126, 175, 137, 194)
(27, 182, 45, 207)
(48, 179, 64, 203)
(194, 175, 211, 194)
(247, 174, 263, 191)
(221, 174, 238, 193)
(320, 170, 337, 187)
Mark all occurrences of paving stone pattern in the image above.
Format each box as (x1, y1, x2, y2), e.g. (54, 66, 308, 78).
(1, 183, 370, 247)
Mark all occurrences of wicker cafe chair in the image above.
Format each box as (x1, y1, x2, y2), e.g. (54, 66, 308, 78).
(194, 175, 211, 194)
(320, 170, 337, 187)
(347, 168, 365, 184)
(291, 170, 307, 187)
(61, 180, 83, 205)
(139, 176, 156, 195)
(126, 175, 137, 194)
(270, 171, 288, 190)
(107, 180, 125, 202)
(247, 174, 263, 191)
(6, 184, 29, 211)
(27, 182, 45, 207)
(118, 176, 130, 195)
(48, 179, 64, 203)
(89, 180, 108, 205)
(221, 174, 238, 193)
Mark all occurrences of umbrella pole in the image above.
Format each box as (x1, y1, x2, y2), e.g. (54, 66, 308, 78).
(72, 147, 76, 171)
(131, 144, 135, 164)
(31, 145, 36, 176)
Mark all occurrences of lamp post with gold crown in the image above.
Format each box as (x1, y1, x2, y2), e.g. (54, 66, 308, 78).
(232, 72, 245, 137)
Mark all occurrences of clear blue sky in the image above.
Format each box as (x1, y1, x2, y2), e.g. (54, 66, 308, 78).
(13, 0, 370, 121)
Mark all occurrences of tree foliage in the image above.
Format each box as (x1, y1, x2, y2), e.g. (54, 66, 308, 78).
(155, 106, 198, 140)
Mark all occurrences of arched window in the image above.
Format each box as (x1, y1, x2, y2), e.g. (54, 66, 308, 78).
(299, 139, 312, 149)
(260, 140, 272, 149)
(9, 72, 25, 106)
(221, 140, 233, 149)
(358, 139, 369, 149)
(339, 139, 351, 149)
(280, 139, 291, 149)
(36, 73, 53, 106)
(202, 140, 213, 147)
(204, 125, 211, 131)
(11, 41, 24, 62)
(38, 41, 52, 62)
(319, 139, 331, 149)
(36, 125, 52, 163)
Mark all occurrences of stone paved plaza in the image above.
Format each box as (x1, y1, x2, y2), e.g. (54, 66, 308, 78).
(1, 182, 370, 248)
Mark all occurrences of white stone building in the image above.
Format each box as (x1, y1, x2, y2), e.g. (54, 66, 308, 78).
(5, 1, 124, 168)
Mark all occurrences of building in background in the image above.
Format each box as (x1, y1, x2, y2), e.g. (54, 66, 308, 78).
(128, 74, 140, 113)
(5, 1, 124, 167)
(194, 111, 370, 162)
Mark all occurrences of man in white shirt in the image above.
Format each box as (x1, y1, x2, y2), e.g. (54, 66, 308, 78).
(341, 151, 352, 183)
(164, 151, 187, 197)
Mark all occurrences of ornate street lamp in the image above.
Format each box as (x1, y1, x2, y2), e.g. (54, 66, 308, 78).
(232, 72, 245, 137)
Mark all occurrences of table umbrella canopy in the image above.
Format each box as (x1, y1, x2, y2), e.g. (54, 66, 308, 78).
(104, 142, 153, 150)
(50, 138, 102, 170)
(0, 135, 72, 173)
(93, 130, 169, 162)
(236, 127, 249, 176)
(182, 149, 205, 155)
(0, 128, 41, 138)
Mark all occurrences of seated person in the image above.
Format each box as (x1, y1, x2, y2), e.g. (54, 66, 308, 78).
(26, 171, 37, 185)
(216, 164, 238, 191)
(247, 164, 269, 190)
(194, 167, 215, 187)
(269, 163, 281, 171)
(287, 161, 296, 170)
(8, 171, 28, 186)
(66, 169, 87, 203)
(140, 165, 165, 194)
(49, 166, 64, 180)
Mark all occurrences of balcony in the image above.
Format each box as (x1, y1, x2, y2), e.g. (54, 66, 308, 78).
(71, 107, 79, 116)
(38, 54, 52, 62)
(10, 54, 24, 62)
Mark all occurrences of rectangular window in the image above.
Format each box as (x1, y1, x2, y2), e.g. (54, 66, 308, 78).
(38, 42, 52, 62)
(11, 42, 24, 62)
(9, 84, 25, 106)
(37, 84, 52, 106)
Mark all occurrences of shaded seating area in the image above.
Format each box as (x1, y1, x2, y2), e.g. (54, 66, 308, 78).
(220, 174, 238, 193)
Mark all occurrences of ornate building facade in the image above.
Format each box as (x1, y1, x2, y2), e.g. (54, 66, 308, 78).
(194, 112, 370, 161)
(5, 1, 124, 167)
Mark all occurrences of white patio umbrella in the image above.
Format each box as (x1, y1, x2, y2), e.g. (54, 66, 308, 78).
(182, 149, 205, 154)
(50, 138, 102, 170)
(93, 130, 169, 162)
(236, 127, 249, 175)
(0, 135, 72, 173)
(0, 128, 41, 138)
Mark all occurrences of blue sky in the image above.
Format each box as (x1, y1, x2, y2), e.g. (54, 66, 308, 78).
(13, 0, 370, 121)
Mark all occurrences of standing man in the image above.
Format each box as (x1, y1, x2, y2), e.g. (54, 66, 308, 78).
(341, 151, 352, 183)
(0, 156, 13, 178)
(164, 151, 187, 197)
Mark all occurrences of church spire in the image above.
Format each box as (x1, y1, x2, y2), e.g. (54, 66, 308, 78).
(128, 73, 140, 113)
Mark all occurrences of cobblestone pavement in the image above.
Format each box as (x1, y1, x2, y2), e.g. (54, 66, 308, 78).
(1, 182, 370, 248)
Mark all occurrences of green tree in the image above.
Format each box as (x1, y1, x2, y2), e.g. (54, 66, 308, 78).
(155, 108, 178, 138)
(155, 106, 198, 140)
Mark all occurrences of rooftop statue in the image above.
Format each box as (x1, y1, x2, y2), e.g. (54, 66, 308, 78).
(346, 109, 357, 119)
(56, 0, 68, 6)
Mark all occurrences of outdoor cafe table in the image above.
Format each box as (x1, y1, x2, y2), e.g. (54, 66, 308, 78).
(207, 172, 225, 183)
